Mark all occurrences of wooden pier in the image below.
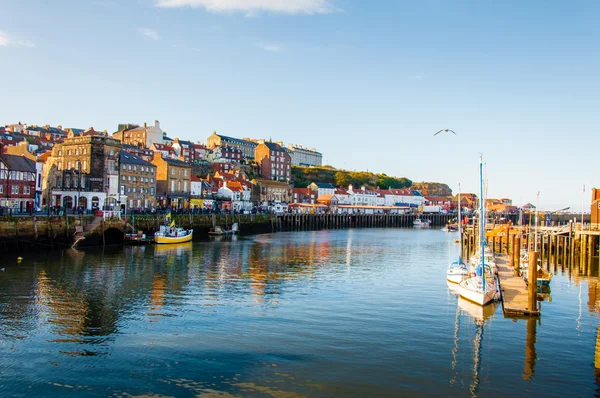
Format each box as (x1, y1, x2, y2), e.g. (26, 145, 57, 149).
(495, 254, 540, 316)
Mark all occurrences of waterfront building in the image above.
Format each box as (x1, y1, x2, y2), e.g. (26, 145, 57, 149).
(0, 153, 36, 213)
(43, 135, 121, 212)
(252, 179, 292, 204)
(347, 185, 377, 206)
(118, 150, 157, 210)
(292, 187, 316, 204)
(151, 153, 191, 209)
(309, 182, 335, 198)
(206, 131, 258, 160)
(112, 120, 164, 148)
(3, 140, 43, 210)
(255, 141, 291, 182)
(287, 144, 323, 167)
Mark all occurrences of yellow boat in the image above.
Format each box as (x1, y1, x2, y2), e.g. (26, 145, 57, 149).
(154, 225, 193, 244)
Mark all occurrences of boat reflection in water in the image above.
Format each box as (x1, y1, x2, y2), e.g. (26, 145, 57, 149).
(448, 283, 500, 397)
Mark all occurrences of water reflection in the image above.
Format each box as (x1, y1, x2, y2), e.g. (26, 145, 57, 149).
(0, 230, 598, 396)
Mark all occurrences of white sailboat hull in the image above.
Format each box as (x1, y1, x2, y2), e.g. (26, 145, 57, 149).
(458, 277, 497, 306)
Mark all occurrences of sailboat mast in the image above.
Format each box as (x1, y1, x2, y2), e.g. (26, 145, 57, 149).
(479, 155, 486, 290)
(458, 183, 463, 263)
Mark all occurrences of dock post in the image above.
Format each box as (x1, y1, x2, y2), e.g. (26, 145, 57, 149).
(514, 237, 521, 276)
(528, 251, 538, 313)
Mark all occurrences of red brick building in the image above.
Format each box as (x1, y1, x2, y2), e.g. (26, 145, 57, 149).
(255, 141, 291, 181)
(0, 153, 37, 213)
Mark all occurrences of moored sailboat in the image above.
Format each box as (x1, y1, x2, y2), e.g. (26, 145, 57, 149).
(447, 183, 469, 284)
(458, 155, 499, 306)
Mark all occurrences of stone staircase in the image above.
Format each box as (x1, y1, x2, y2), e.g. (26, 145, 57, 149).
(71, 216, 104, 248)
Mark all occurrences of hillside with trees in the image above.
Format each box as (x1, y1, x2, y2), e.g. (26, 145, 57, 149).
(410, 182, 453, 197)
(291, 166, 412, 190)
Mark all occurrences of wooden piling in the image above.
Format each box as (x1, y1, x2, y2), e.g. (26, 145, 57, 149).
(528, 251, 538, 314)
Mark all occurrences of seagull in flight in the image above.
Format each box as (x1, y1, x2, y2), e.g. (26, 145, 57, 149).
(434, 129, 457, 136)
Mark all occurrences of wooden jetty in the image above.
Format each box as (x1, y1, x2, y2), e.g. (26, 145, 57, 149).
(495, 253, 540, 316)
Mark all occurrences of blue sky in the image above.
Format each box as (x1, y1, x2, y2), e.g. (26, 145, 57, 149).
(1, 0, 598, 212)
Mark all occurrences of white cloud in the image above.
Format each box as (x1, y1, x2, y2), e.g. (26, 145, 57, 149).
(254, 42, 283, 52)
(138, 28, 160, 40)
(0, 32, 35, 48)
(154, 0, 335, 14)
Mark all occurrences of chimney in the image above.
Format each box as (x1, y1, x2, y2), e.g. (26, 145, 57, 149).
(144, 122, 147, 128)
(155, 120, 160, 128)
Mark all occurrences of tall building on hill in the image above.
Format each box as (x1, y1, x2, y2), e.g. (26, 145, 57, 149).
(206, 131, 258, 160)
(113, 120, 164, 148)
(287, 144, 323, 167)
(254, 141, 291, 182)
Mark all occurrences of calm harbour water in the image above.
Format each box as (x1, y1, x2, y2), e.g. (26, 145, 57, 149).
(0, 228, 599, 397)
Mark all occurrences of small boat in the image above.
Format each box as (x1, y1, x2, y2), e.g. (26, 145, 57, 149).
(523, 265, 553, 287)
(447, 260, 469, 284)
(447, 185, 469, 284)
(413, 218, 430, 228)
(208, 223, 239, 236)
(124, 232, 153, 245)
(446, 223, 459, 232)
(154, 225, 193, 244)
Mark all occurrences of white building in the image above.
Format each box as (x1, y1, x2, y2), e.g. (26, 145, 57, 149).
(287, 144, 323, 167)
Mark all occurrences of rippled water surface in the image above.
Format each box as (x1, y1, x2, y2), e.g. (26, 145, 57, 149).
(0, 229, 599, 397)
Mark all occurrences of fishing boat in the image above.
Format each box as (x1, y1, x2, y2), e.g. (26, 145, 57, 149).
(458, 155, 499, 306)
(208, 222, 239, 236)
(154, 213, 193, 244)
(413, 218, 430, 228)
(124, 213, 152, 245)
(447, 184, 469, 284)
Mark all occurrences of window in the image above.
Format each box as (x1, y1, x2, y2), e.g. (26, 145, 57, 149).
(150, 187, 155, 195)
(127, 187, 131, 193)
(83, 148, 87, 154)
(75, 149, 79, 155)
(171, 180, 175, 191)
(121, 175, 126, 181)
(133, 176, 137, 182)
(83, 161, 87, 171)
(67, 161, 71, 169)
(171, 169, 175, 175)
(151, 178, 154, 183)
(58, 150, 62, 156)
(122, 164, 126, 170)
(184, 169, 187, 177)
(128, 165, 132, 170)
(133, 187, 136, 193)
(183, 181, 187, 192)
(134, 165, 137, 171)
(68, 149, 72, 155)
(0, 185, 3, 194)
(110, 150, 114, 156)
(12, 185, 19, 194)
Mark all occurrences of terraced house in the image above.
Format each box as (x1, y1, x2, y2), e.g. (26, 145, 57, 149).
(0, 153, 36, 213)
(119, 150, 157, 211)
(151, 153, 191, 209)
